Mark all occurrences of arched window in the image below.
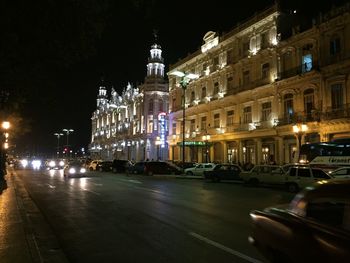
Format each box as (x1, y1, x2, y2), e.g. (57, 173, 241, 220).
(304, 89, 314, 120)
(284, 93, 294, 122)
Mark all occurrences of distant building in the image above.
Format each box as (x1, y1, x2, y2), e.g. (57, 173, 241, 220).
(89, 42, 169, 161)
(167, 2, 350, 165)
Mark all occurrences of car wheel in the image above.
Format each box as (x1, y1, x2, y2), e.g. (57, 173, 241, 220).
(186, 171, 193, 176)
(248, 178, 259, 186)
(286, 183, 299, 193)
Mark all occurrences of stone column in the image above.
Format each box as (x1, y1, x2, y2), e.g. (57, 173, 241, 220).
(223, 141, 228, 163)
(255, 138, 262, 164)
(275, 136, 284, 165)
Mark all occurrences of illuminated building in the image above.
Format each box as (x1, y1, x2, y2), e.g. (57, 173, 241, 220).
(90, 41, 169, 161)
(168, 3, 350, 165)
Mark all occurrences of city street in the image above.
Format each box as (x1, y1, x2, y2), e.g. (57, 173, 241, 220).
(10, 169, 294, 263)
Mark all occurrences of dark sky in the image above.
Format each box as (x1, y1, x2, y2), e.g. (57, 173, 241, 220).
(2, 0, 347, 157)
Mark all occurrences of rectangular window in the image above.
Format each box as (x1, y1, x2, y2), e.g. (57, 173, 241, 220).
(330, 38, 341, 55)
(214, 82, 219, 95)
(214, 113, 220, 128)
(172, 98, 176, 111)
(227, 110, 234, 126)
(213, 56, 219, 70)
(302, 54, 313, 73)
(262, 63, 270, 79)
(201, 116, 207, 131)
(243, 41, 249, 57)
(331, 84, 343, 109)
(190, 119, 196, 132)
(243, 106, 252, 123)
(243, 70, 250, 86)
(148, 120, 153, 133)
(261, 102, 272, 121)
(227, 76, 234, 91)
(227, 49, 234, 64)
(261, 32, 268, 49)
(172, 123, 176, 135)
(191, 91, 195, 102)
(201, 87, 206, 99)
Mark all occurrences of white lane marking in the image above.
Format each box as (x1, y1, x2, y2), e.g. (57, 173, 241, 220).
(120, 179, 142, 184)
(93, 183, 103, 186)
(47, 184, 56, 189)
(189, 232, 263, 263)
(82, 188, 101, 195)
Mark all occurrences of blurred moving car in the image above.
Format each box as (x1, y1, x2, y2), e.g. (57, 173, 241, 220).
(128, 161, 146, 174)
(64, 161, 87, 177)
(143, 161, 182, 176)
(45, 159, 66, 170)
(204, 164, 243, 182)
(88, 160, 102, 171)
(241, 165, 332, 192)
(96, 161, 113, 172)
(112, 159, 133, 173)
(184, 163, 216, 176)
(328, 167, 350, 179)
(249, 179, 350, 263)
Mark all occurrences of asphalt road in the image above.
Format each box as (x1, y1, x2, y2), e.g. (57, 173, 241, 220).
(14, 169, 295, 263)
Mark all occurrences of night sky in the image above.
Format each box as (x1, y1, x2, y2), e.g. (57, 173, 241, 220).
(1, 0, 347, 157)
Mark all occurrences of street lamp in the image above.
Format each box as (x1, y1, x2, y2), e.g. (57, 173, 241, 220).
(62, 129, 74, 156)
(169, 70, 199, 173)
(54, 133, 64, 158)
(292, 123, 308, 162)
(202, 134, 211, 163)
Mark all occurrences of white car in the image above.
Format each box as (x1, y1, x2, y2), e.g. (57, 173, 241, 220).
(88, 160, 102, 171)
(328, 167, 350, 179)
(184, 163, 216, 176)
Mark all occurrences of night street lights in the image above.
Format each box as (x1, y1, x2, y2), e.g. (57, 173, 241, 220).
(62, 129, 74, 156)
(169, 70, 199, 173)
(292, 123, 308, 162)
(54, 133, 64, 157)
(202, 134, 211, 163)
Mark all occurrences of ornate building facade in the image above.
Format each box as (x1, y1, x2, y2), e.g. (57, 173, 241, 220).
(90, 42, 169, 161)
(167, 3, 350, 165)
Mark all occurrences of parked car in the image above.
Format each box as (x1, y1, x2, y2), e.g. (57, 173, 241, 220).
(249, 179, 350, 263)
(173, 161, 197, 170)
(128, 161, 146, 174)
(184, 163, 216, 176)
(241, 165, 332, 192)
(64, 160, 87, 177)
(88, 160, 102, 171)
(143, 161, 182, 176)
(204, 164, 243, 182)
(96, 161, 113, 172)
(112, 159, 133, 173)
(328, 166, 350, 179)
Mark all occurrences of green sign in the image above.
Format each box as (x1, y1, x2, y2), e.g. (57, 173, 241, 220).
(177, 141, 211, 146)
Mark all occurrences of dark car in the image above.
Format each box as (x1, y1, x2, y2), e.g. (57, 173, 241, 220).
(112, 159, 132, 173)
(96, 161, 113, 172)
(204, 164, 243, 182)
(128, 161, 146, 174)
(249, 179, 350, 263)
(143, 161, 182, 176)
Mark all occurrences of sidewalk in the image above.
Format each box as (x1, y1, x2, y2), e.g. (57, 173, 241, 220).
(0, 169, 68, 263)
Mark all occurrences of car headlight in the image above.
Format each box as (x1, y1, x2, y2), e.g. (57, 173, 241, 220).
(59, 161, 65, 167)
(69, 168, 76, 174)
(80, 168, 86, 173)
(49, 160, 56, 167)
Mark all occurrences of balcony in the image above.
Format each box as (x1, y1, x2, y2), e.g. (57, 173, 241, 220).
(321, 104, 350, 120)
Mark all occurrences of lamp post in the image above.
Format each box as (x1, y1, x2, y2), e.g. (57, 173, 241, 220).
(169, 70, 199, 173)
(202, 134, 211, 163)
(292, 123, 308, 162)
(1, 121, 10, 180)
(54, 133, 64, 158)
(62, 129, 74, 157)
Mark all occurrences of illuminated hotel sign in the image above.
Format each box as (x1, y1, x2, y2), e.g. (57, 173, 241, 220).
(177, 141, 212, 146)
(158, 112, 167, 148)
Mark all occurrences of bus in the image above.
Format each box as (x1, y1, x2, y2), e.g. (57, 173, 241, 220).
(299, 139, 350, 166)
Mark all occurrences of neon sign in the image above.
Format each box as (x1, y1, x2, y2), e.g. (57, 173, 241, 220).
(158, 112, 167, 148)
